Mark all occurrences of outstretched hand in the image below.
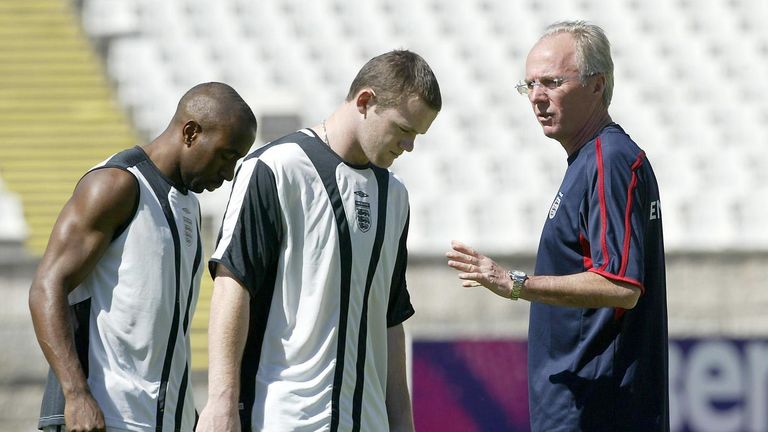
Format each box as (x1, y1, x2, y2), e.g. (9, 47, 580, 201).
(446, 240, 513, 299)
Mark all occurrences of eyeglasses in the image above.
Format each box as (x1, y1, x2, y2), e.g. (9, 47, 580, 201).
(515, 73, 598, 95)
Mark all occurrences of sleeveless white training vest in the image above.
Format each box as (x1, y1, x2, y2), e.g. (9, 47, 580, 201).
(67, 147, 202, 431)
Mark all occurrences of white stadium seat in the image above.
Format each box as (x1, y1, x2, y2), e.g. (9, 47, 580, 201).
(81, 0, 768, 253)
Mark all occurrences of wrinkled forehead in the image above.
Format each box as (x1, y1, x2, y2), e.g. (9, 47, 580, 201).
(525, 33, 580, 78)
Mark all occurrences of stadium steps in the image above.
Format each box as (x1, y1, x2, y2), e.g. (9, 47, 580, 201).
(191, 274, 212, 370)
(0, 0, 136, 255)
(0, 0, 214, 370)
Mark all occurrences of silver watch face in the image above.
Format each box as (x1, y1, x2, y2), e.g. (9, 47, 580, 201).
(511, 270, 527, 279)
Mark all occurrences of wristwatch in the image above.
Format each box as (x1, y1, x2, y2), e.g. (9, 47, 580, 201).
(507, 270, 528, 301)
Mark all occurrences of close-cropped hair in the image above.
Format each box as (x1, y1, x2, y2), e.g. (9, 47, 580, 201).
(346, 49, 442, 112)
(542, 21, 614, 107)
(177, 82, 258, 132)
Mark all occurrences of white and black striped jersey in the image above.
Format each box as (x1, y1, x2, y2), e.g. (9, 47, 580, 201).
(210, 129, 414, 432)
(38, 147, 203, 432)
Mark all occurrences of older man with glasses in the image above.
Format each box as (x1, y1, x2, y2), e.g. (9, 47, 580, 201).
(447, 21, 669, 431)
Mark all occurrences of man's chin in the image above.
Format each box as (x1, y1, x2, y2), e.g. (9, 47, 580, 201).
(371, 155, 395, 168)
(541, 126, 561, 140)
(188, 184, 206, 194)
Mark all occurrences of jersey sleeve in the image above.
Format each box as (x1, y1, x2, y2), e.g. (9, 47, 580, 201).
(386, 210, 415, 327)
(209, 158, 283, 297)
(584, 136, 648, 291)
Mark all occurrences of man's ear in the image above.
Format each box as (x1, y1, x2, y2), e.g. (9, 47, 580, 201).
(592, 74, 605, 98)
(355, 89, 376, 116)
(182, 121, 202, 146)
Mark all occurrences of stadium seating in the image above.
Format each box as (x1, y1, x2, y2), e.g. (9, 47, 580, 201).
(0, 177, 27, 244)
(0, 0, 137, 254)
(77, 0, 768, 255)
(2, 4, 765, 428)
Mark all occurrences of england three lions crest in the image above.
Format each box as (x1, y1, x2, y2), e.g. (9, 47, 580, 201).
(354, 190, 371, 232)
(549, 192, 563, 219)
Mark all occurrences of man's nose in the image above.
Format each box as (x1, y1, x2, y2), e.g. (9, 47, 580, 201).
(400, 138, 415, 152)
(529, 84, 548, 102)
(222, 163, 236, 181)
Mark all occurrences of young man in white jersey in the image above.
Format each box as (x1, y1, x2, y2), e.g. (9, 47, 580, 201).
(197, 50, 441, 432)
(29, 82, 257, 432)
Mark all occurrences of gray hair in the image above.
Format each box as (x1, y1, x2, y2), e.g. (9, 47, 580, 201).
(541, 21, 614, 107)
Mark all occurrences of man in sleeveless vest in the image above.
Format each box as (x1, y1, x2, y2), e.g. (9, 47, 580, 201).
(197, 50, 441, 432)
(29, 82, 257, 432)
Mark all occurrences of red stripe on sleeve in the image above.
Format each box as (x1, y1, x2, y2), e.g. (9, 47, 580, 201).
(579, 232, 593, 269)
(588, 268, 645, 293)
(619, 152, 646, 277)
(595, 138, 610, 272)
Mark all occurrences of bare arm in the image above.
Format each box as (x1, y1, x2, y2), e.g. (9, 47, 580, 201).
(196, 265, 250, 432)
(386, 324, 415, 432)
(518, 272, 639, 308)
(28, 168, 138, 431)
(446, 240, 641, 309)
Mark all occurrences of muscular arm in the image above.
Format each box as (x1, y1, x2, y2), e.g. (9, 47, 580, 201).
(447, 240, 640, 309)
(386, 324, 415, 432)
(28, 168, 138, 431)
(197, 265, 250, 432)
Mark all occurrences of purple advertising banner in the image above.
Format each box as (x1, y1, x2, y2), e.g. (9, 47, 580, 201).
(413, 340, 530, 432)
(413, 339, 768, 432)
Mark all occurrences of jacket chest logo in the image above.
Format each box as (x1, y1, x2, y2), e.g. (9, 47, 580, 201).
(549, 192, 563, 219)
(354, 191, 371, 233)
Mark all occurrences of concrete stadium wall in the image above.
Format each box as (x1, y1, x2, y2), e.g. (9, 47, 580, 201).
(0, 256, 47, 430)
(408, 251, 768, 340)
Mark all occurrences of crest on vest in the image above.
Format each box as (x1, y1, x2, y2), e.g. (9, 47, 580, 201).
(354, 191, 371, 233)
(182, 207, 194, 247)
